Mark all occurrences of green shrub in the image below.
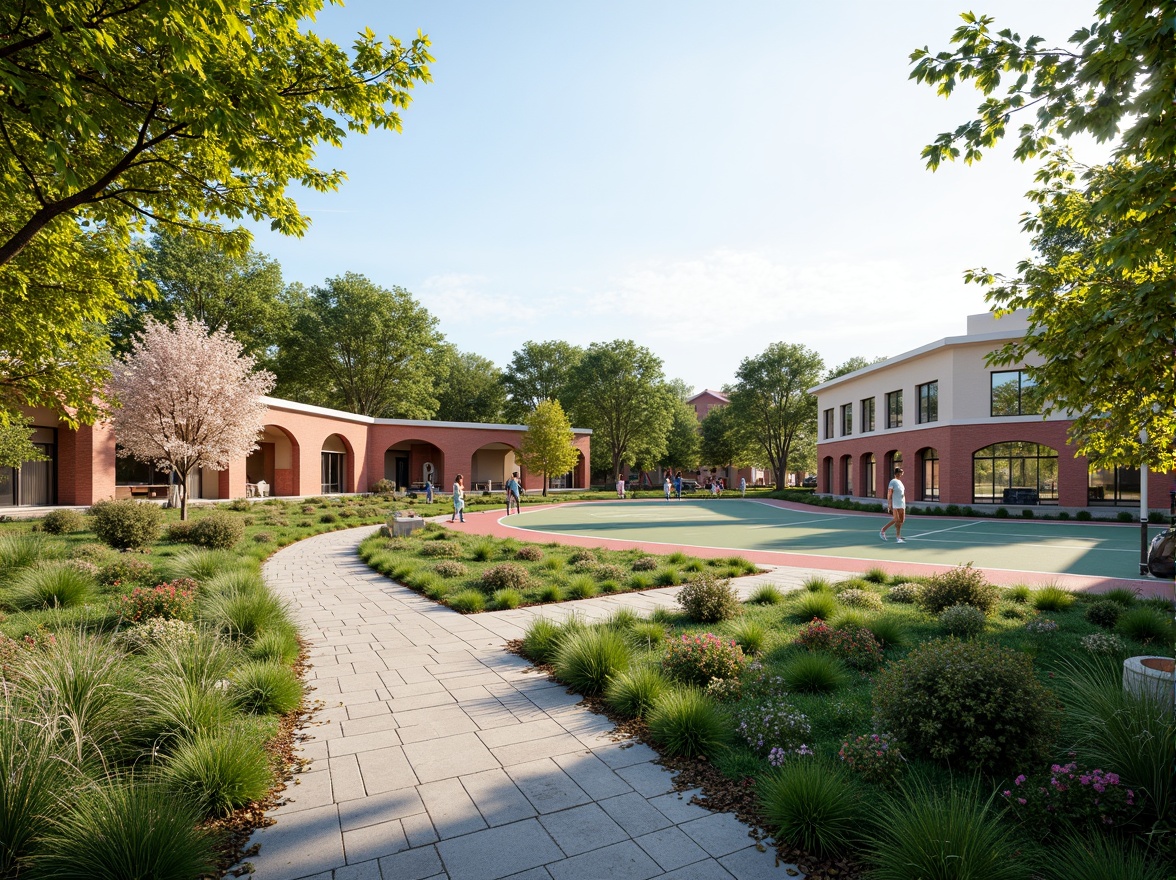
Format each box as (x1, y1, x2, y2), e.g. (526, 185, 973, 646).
(759, 761, 863, 858)
(97, 555, 158, 587)
(1031, 585, 1075, 612)
(654, 567, 683, 587)
(1084, 600, 1122, 629)
(189, 511, 245, 549)
(419, 540, 461, 558)
(789, 590, 837, 621)
(873, 638, 1060, 772)
(538, 583, 562, 603)
(868, 784, 1028, 880)
(552, 628, 632, 695)
(604, 608, 639, 631)
(729, 618, 767, 655)
(1035, 832, 1171, 880)
(780, 653, 848, 693)
(432, 560, 468, 578)
(676, 572, 740, 622)
(646, 688, 730, 758)
(1076, 510, 1092, 521)
(594, 563, 628, 582)
(0, 709, 66, 876)
(469, 539, 497, 561)
(837, 588, 884, 611)
(117, 618, 200, 654)
(886, 582, 920, 603)
(41, 508, 84, 535)
(247, 628, 300, 665)
(521, 618, 562, 663)
(447, 589, 487, 613)
(515, 545, 543, 561)
(565, 574, 599, 599)
(34, 780, 214, 880)
(604, 666, 668, 718)
(629, 621, 667, 651)
(162, 724, 273, 817)
(89, 498, 163, 550)
(318, 512, 339, 523)
(369, 479, 396, 494)
(1005, 584, 1031, 604)
(994, 507, 1009, 518)
(482, 562, 530, 591)
(628, 573, 654, 590)
(1100, 587, 1138, 607)
(252, 531, 274, 544)
(748, 584, 785, 605)
(662, 632, 747, 686)
(916, 564, 999, 614)
(165, 547, 247, 583)
(117, 579, 197, 622)
(1117, 510, 1134, 523)
(862, 567, 890, 585)
(231, 661, 303, 715)
(491, 588, 523, 610)
(938, 603, 987, 637)
(8, 562, 96, 610)
(1116, 606, 1173, 645)
(631, 555, 659, 571)
(863, 615, 908, 649)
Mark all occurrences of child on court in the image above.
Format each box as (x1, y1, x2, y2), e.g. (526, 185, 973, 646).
(616, 473, 626, 499)
(880, 467, 906, 543)
(505, 471, 521, 515)
(664, 474, 672, 501)
(674, 472, 683, 500)
(451, 474, 466, 523)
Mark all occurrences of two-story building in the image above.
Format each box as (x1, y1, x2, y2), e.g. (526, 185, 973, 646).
(809, 311, 1166, 510)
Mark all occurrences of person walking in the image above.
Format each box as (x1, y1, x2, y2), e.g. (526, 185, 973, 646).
(880, 467, 906, 543)
(505, 471, 521, 515)
(674, 471, 683, 500)
(424, 479, 434, 504)
(451, 474, 466, 523)
(739, 476, 746, 498)
(664, 474, 672, 502)
(616, 473, 626, 499)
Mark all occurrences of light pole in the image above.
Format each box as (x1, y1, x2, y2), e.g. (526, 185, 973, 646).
(1139, 425, 1149, 576)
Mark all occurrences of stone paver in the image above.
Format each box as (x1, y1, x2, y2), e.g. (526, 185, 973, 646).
(243, 526, 813, 879)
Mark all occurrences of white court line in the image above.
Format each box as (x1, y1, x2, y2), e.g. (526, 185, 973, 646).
(906, 520, 984, 540)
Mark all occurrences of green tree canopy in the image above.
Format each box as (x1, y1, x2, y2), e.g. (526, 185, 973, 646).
(911, 4, 1174, 469)
(501, 340, 584, 422)
(434, 350, 507, 424)
(518, 399, 580, 496)
(274, 274, 446, 418)
(113, 227, 286, 360)
(699, 404, 755, 470)
(0, 0, 430, 428)
(826, 356, 886, 381)
(565, 340, 674, 480)
(661, 398, 702, 473)
(727, 343, 824, 489)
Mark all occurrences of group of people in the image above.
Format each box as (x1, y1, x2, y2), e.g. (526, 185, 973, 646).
(449, 471, 524, 523)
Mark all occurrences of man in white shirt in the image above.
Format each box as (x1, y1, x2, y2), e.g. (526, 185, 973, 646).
(880, 467, 907, 543)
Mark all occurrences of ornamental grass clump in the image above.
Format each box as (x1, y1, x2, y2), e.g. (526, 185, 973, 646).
(165, 548, 247, 583)
(735, 699, 812, 761)
(1001, 761, 1139, 837)
(1031, 585, 1076, 612)
(565, 574, 598, 599)
(447, 589, 486, 613)
(604, 666, 668, 718)
(117, 579, 197, 622)
(872, 638, 1060, 773)
(938, 603, 987, 637)
(781, 652, 849, 693)
(520, 618, 562, 663)
(748, 584, 785, 605)
(838, 733, 905, 786)
(247, 627, 300, 665)
(8, 562, 96, 610)
(161, 724, 273, 818)
(863, 615, 908, 649)
(198, 589, 290, 642)
(646, 687, 729, 758)
(1116, 606, 1173, 645)
(1034, 833, 1171, 880)
(789, 590, 836, 622)
(675, 572, 740, 622)
(916, 564, 999, 615)
(552, 628, 631, 695)
(661, 633, 747, 686)
(0, 707, 66, 877)
(231, 661, 303, 715)
(491, 588, 523, 609)
(729, 618, 767, 655)
(629, 620, 667, 651)
(758, 760, 864, 858)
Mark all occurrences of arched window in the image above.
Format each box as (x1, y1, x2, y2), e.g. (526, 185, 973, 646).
(321, 434, 349, 494)
(822, 457, 833, 493)
(920, 448, 940, 502)
(862, 453, 876, 497)
(840, 455, 854, 496)
(973, 442, 1058, 505)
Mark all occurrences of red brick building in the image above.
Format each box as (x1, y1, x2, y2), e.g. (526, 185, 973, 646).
(2, 397, 591, 508)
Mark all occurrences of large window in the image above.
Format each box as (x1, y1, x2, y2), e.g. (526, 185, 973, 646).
(861, 397, 875, 433)
(1088, 466, 1140, 505)
(972, 442, 1058, 505)
(841, 455, 853, 495)
(823, 408, 834, 439)
(863, 453, 876, 497)
(885, 390, 903, 429)
(921, 448, 940, 501)
(991, 370, 1044, 416)
(917, 381, 938, 424)
(840, 404, 853, 437)
(321, 451, 344, 494)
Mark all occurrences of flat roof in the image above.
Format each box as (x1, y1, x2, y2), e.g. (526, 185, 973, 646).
(261, 396, 592, 434)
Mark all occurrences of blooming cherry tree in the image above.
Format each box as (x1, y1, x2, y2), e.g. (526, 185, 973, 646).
(111, 316, 275, 519)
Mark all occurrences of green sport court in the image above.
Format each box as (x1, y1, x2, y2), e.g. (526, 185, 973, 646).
(503, 499, 1161, 582)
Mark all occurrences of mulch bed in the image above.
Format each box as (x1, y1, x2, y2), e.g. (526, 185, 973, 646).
(503, 639, 864, 880)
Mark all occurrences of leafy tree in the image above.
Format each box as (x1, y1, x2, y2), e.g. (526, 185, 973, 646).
(699, 404, 754, 471)
(0, 1, 429, 433)
(826, 356, 886, 381)
(911, 5, 1174, 469)
(113, 228, 286, 360)
(434, 350, 507, 424)
(661, 398, 702, 474)
(501, 341, 584, 422)
(566, 340, 674, 480)
(518, 400, 580, 497)
(0, 416, 46, 469)
(110, 317, 275, 520)
(274, 274, 447, 419)
(727, 343, 824, 489)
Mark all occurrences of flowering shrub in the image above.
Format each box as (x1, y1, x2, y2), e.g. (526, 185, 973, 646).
(89, 498, 162, 549)
(939, 603, 986, 637)
(1002, 762, 1139, 836)
(117, 579, 197, 622)
(1081, 632, 1127, 655)
(743, 662, 788, 701)
(736, 699, 812, 758)
(676, 572, 741, 622)
(916, 564, 999, 614)
(1025, 618, 1059, 634)
(98, 556, 157, 586)
(632, 556, 659, 571)
(705, 676, 743, 703)
(594, 563, 627, 582)
(662, 633, 747, 686)
(481, 562, 530, 591)
(838, 588, 883, 611)
(838, 733, 905, 786)
(432, 561, 469, 578)
(419, 540, 461, 558)
(117, 618, 200, 653)
(796, 619, 883, 670)
(887, 582, 920, 603)
(568, 549, 597, 565)
(515, 545, 543, 561)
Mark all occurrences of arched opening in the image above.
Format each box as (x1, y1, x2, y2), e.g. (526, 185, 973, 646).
(840, 454, 854, 496)
(471, 442, 519, 492)
(919, 448, 940, 502)
(549, 449, 584, 491)
(973, 441, 1058, 505)
(321, 433, 353, 494)
(883, 450, 903, 486)
(860, 452, 876, 498)
(822, 456, 833, 493)
(245, 425, 300, 497)
(383, 440, 444, 492)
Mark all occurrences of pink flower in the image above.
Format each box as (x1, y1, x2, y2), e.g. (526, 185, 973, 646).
(1014, 775, 1026, 786)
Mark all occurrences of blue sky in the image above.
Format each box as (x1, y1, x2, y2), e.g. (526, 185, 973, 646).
(247, 1, 1097, 392)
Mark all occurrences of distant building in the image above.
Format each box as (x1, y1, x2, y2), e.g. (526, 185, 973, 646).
(685, 390, 776, 487)
(688, 389, 729, 421)
(809, 310, 1167, 509)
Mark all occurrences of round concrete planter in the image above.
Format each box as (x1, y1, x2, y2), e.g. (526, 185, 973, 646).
(1122, 655, 1175, 707)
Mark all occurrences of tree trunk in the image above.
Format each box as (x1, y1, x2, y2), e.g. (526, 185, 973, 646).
(178, 469, 189, 520)
(542, 471, 548, 497)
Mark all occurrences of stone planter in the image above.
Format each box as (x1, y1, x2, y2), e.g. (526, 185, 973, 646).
(389, 514, 425, 538)
(1122, 655, 1175, 707)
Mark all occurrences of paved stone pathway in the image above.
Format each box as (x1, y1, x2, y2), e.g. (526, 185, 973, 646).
(243, 526, 845, 880)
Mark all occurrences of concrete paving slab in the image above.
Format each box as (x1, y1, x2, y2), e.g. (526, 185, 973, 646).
(436, 819, 563, 880)
(537, 803, 628, 857)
